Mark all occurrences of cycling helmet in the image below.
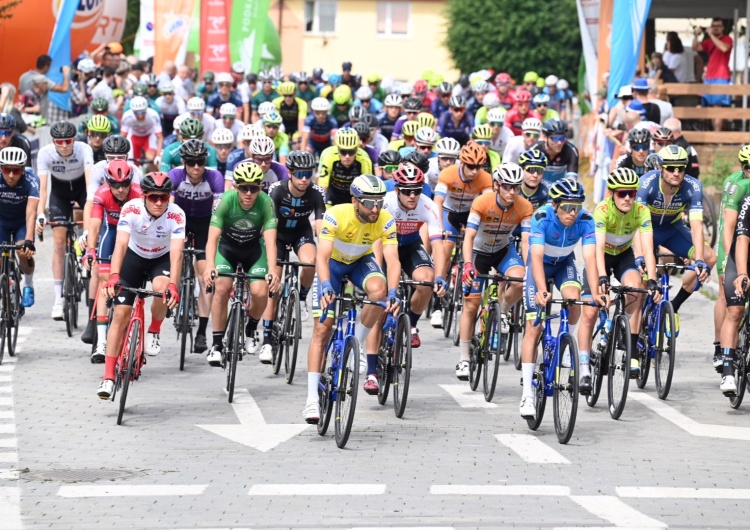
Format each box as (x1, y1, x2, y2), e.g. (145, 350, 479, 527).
(557, 79, 570, 90)
(312, 67, 324, 79)
(384, 94, 402, 107)
(187, 97, 206, 112)
(356, 86, 373, 100)
(0, 113, 16, 131)
(472, 80, 490, 93)
(545, 75, 559, 86)
(211, 128, 235, 145)
(459, 141, 487, 166)
(350, 174, 386, 197)
(130, 96, 148, 112)
(607, 168, 640, 190)
(398, 83, 414, 96)
(482, 93, 500, 109)
(250, 136, 276, 156)
(658, 145, 688, 165)
(363, 114, 379, 129)
(414, 80, 428, 94)
(652, 126, 674, 142)
(366, 72, 382, 83)
(286, 150, 316, 171)
(333, 85, 352, 105)
(435, 137, 461, 157)
(335, 127, 359, 150)
(203, 71, 215, 82)
(132, 82, 148, 97)
(246, 72, 258, 83)
(180, 139, 208, 159)
(524, 71, 539, 83)
(263, 112, 283, 126)
(739, 144, 750, 165)
(393, 165, 425, 186)
(257, 101, 276, 116)
(472, 123, 493, 140)
(158, 80, 174, 93)
(258, 70, 273, 83)
(378, 150, 402, 166)
(628, 128, 652, 145)
(533, 93, 550, 105)
(180, 118, 205, 139)
(403, 151, 430, 175)
(87, 115, 112, 134)
(401, 121, 419, 137)
(145, 73, 158, 86)
(348, 105, 366, 122)
(328, 73, 342, 87)
(103, 135, 130, 155)
(353, 122, 370, 139)
(548, 178, 584, 202)
(50, 120, 76, 139)
(104, 159, 133, 184)
(219, 103, 237, 116)
(514, 90, 532, 103)
(522, 117, 543, 132)
(493, 163, 524, 185)
(140, 171, 174, 194)
(231, 161, 263, 185)
(542, 118, 568, 136)
(487, 107, 507, 123)
(644, 153, 662, 172)
(437, 81, 453, 94)
(172, 115, 187, 135)
(496, 72, 512, 85)
(403, 97, 422, 112)
(416, 112, 436, 129)
(449, 95, 466, 108)
(277, 81, 296, 96)
(77, 58, 96, 74)
(518, 148, 548, 168)
(415, 127, 437, 146)
(91, 97, 109, 112)
(311, 97, 331, 112)
(296, 71, 311, 84)
(239, 123, 263, 141)
(0, 147, 26, 166)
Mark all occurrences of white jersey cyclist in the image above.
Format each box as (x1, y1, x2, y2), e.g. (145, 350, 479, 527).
(87, 160, 143, 201)
(117, 199, 186, 258)
(121, 108, 162, 138)
(155, 95, 187, 117)
(37, 142, 94, 182)
(382, 189, 443, 243)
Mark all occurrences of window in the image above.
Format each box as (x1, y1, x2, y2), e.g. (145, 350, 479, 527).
(305, 0, 337, 33)
(377, 1, 410, 36)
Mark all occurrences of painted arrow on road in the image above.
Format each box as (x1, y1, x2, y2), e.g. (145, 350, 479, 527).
(197, 389, 309, 452)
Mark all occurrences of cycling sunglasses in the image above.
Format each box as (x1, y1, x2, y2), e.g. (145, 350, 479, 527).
(88, 132, 108, 140)
(743, 164, 750, 171)
(558, 202, 582, 214)
(237, 184, 262, 194)
(632, 143, 650, 152)
(417, 144, 433, 151)
(464, 164, 482, 171)
(145, 193, 169, 204)
(264, 123, 279, 129)
(0, 130, 13, 137)
(474, 140, 490, 146)
(339, 149, 357, 157)
(489, 121, 504, 127)
(549, 134, 567, 143)
(525, 166, 544, 175)
(382, 164, 398, 173)
(398, 187, 422, 197)
(357, 197, 384, 209)
(614, 189, 637, 199)
(438, 156, 456, 164)
(183, 158, 206, 167)
(54, 138, 74, 146)
(292, 170, 314, 180)
(215, 144, 233, 150)
(500, 183, 521, 192)
(524, 132, 540, 138)
(109, 180, 132, 189)
(1, 166, 23, 176)
(253, 156, 273, 164)
(663, 165, 685, 173)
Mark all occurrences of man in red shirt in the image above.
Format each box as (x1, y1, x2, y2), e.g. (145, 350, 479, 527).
(494, 72, 516, 111)
(505, 90, 542, 136)
(693, 18, 733, 131)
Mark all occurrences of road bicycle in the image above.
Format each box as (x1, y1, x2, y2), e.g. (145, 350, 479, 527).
(173, 233, 203, 371)
(508, 236, 525, 370)
(0, 241, 24, 363)
(728, 297, 750, 409)
(48, 210, 87, 337)
(441, 231, 465, 346)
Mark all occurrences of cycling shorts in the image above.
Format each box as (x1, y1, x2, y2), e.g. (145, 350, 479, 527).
(130, 133, 158, 159)
(443, 209, 470, 237)
(523, 254, 581, 319)
(312, 254, 385, 319)
(581, 248, 639, 298)
(653, 222, 695, 261)
(0, 219, 26, 246)
(185, 216, 210, 261)
(398, 240, 433, 277)
(466, 246, 524, 298)
(215, 240, 267, 281)
(49, 176, 86, 224)
(96, 222, 118, 274)
(723, 254, 747, 308)
(277, 228, 316, 262)
(115, 248, 171, 306)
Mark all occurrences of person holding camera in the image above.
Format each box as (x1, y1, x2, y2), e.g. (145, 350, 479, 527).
(693, 18, 733, 131)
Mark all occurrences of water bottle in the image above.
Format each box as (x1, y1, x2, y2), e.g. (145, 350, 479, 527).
(598, 317, 612, 350)
(491, 326, 498, 350)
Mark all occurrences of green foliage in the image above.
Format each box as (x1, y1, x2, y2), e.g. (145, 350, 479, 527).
(122, 0, 140, 55)
(0, 0, 21, 19)
(444, 0, 582, 88)
(702, 152, 734, 189)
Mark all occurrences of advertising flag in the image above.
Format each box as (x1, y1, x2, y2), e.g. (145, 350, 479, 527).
(153, 0, 194, 74)
(47, 0, 79, 112)
(607, 0, 652, 106)
(200, 0, 231, 74)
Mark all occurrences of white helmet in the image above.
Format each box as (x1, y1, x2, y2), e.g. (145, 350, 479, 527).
(398, 83, 413, 96)
(250, 136, 276, 156)
(383, 94, 402, 107)
(216, 72, 234, 84)
(219, 102, 237, 116)
(493, 163, 524, 185)
(211, 127, 235, 145)
(415, 127, 437, 146)
(521, 117, 543, 132)
(557, 79, 570, 90)
(472, 80, 490, 93)
(482, 93, 499, 109)
(257, 101, 276, 116)
(356, 86, 373, 100)
(158, 80, 174, 93)
(231, 61, 245, 74)
(130, 96, 148, 112)
(173, 114, 188, 132)
(77, 58, 96, 74)
(435, 137, 461, 157)
(311, 97, 331, 112)
(239, 123, 263, 141)
(0, 147, 27, 166)
(487, 107, 507, 123)
(187, 97, 206, 112)
(545, 75, 559, 86)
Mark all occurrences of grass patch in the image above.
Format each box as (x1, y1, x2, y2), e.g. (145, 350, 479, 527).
(702, 152, 735, 189)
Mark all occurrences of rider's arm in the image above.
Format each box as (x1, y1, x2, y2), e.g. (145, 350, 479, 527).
(297, 99, 307, 137)
(687, 178, 705, 262)
(462, 227, 477, 270)
(36, 172, 47, 221)
(724, 209, 739, 261)
(88, 216, 102, 251)
(316, 238, 333, 284)
(108, 230, 130, 276)
(594, 232, 607, 280)
(582, 243, 601, 300)
(25, 197, 39, 243)
(530, 243, 547, 295)
(205, 226, 221, 273)
(168, 236, 184, 287)
(383, 242, 402, 293)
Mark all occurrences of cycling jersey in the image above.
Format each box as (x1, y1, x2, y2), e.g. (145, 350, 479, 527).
(121, 108, 162, 137)
(331, 104, 351, 128)
(382, 190, 442, 246)
(168, 168, 224, 217)
(0, 168, 39, 221)
(273, 96, 308, 137)
(503, 135, 535, 164)
(303, 114, 338, 151)
(636, 170, 703, 226)
(92, 183, 142, 226)
(467, 193, 533, 254)
(296, 86, 318, 104)
(270, 131, 290, 158)
(87, 160, 143, 201)
(718, 171, 750, 274)
(250, 89, 279, 110)
(480, 149, 501, 174)
(37, 142, 94, 182)
(159, 141, 219, 171)
(434, 165, 493, 213)
(593, 197, 652, 256)
(117, 200, 186, 258)
(268, 180, 326, 237)
(437, 111, 474, 146)
(320, 203, 397, 264)
(496, 91, 516, 111)
(536, 141, 579, 184)
(210, 190, 277, 246)
(206, 92, 243, 117)
(317, 146, 373, 205)
(216, 119, 245, 141)
(489, 128, 514, 157)
(155, 95, 187, 119)
(505, 108, 542, 136)
(513, 183, 550, 237)
(378, 115, 400, 141)
(430, 99, 450, 120)
(529, 203, 596, 264)
(614, 153, 648, 177)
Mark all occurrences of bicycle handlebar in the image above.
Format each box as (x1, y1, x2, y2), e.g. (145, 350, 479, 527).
(115, 285, 168, 299)
(205, 269, 270, 293)
(399, 279, 435, 287)
(532, 299, 599, 326)
(475, 273, 524, 283)
(318, 293, 393, 324)
(277, 260, 315, 268)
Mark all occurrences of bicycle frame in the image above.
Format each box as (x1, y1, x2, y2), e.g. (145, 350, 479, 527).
(120, 296, 147, 380)
(536, 307, 571, 397)
(320, 297, 358, 402)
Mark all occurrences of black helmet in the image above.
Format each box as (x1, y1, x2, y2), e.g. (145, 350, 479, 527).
(458, 74, 470, 88)
(645, 153, 662, 172)
(377, 149, 402, 167)
(342, 61, 353, 71)
(312, 68, 323, 78)
(542, 118, 568, 136)
(628, 127, 652, 145)
(50, 120, 76, 139)
(0, 113, 16, 131)
(246, 72, 257, 83)
(403, 97, 422, 112)
(297, 71, 311, 83)
(140, 171, 174, 194)
(203, 71, 215, 82)
(90, 97, 109, 112)
(286, 150, 316, 171)
(363, 114, 379, 129)
(403, 150, 430, 175)
(353, 122, 370, 139)
(179, 139, 208, 160)
(102, 134, 130, 155)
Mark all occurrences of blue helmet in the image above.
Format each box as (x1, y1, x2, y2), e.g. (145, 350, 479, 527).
(548, 178, 584, 202)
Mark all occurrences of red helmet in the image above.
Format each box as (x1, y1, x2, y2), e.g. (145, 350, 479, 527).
(140, 171, 174, 194)
(105, 159, 133, 184)
(496, 72, 511, 85)
(393, 165, 425, 186)
(414, 80, 428, 94)
(514, 89, 532, 103)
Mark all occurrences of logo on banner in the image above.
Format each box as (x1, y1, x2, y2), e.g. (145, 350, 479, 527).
(52, 0, 105, 29)
(208, 16, 226, 31)
(209, 44, 228, 59)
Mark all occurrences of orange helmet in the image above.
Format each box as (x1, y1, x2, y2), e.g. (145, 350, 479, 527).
(459, 141, 487, 166)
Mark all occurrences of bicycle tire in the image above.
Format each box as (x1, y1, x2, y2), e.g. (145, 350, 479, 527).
(511, 300, 524, 370)
(117, 320, 140, 425)
(318, 336, 335, 436)
(451, 296, 461, 347)
(703, 194, 718, 249)
(730, 320, 750, 409)
(469, 320, 482, 392)
(527, 338, 546, 430)
(0, 277, 8, 364)
(271, 295, 286, 376)
(377, 320, 391, 406)
(655, 302, 676, 400)
(178, 277, 193, 371)
(284, 288, 301, 384)
(227, 304, 243, 403)
(63, 254, 76, 337)
(69, 254, 80, 329)
(586, 329, 605, 408)
(636, 306, 652, 389)
(442, 282, 455, 339)
(393, 313, 412, 418)
(482, 304, 501, 402)
(607, 315, 631, 420)
(553, 333, 579, 444)
(6, 270, 19, 356)
(335, 336, 360, 448)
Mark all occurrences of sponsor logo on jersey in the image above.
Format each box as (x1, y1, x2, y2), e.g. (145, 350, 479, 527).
(167, 211, 185, 224)
(233, 219, 255, 230)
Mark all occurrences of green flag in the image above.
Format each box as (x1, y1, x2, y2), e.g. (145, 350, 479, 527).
(229, 0, 281, 72)
(187, 0, 201, 67)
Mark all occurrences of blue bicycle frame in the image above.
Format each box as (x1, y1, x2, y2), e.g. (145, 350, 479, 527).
(534, 305, 574, 397)
(319, 300, 358, 401)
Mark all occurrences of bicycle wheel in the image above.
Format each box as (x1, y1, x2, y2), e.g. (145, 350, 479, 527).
(703, 195, 718, 249)
(318, 339, 335, 436)
(607, 315, 631, 420)
(442, 275, 457, 338)
(586, 331, 605, 408)
(511, 301, 524, 370)
(635, 306, 652, 389)
(63, 254, 76, 337)
(393, 313, 412, 418)
(178, 277, 193, 371)
(271, 296, 286, 376)
(335, 336, 360, 448)
(283, 288, 301, 384)
(655, 303, 676, 400)
(469, 325, 482, 391)
(730, 322, 750, 409)
(451, 296, 462, 347)
(226, 304, 243, 403)
(553, 334, 579, 444)
(482, 305, 501, 402)
(6, 270, 19, 356)
(0, 276, 8, 364)
(527, 338, 546, 430)
(377, 325, 391, 406)
(117, 320, 140, 425)
(69, 254, 80, 329)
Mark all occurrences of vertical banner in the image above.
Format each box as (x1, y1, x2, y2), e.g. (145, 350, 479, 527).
(596, 0, 614, 101)
(576, 0, 600, 99)
(229, 0, 271, 72)
(134, 0, 155, 59)
(92, 0, 128, 46)
(201, 0, 231, 74)
(258, 14, 283, 71)
(607, 0, 652, 106)
(47, 0, 79, 113)
(187, 0, 202, 66)
(153, 0, 194, 74)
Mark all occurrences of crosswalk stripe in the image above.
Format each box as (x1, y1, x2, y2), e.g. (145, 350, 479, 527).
(249, 484, 386, 495)
(430, 485, 569, 496)
(617, 486, 750, 499)
(57, 485, 207, 497)
(495, 434, 570, 464)
(570, 495, 666, 528)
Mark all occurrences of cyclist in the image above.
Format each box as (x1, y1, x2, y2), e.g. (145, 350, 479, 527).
(86, 115, 112, 164)
(431, 83, 453, 118)
(295, 72, 318, 104)
(84, 160, 142, 362)
(318, 128, 373, 206)
(216, 103, 245, 140)
(468, 81, 490, 117)
(250, 72, 279, 122)
(160, 118, 219, 171)
(379, 94, 403, 141)
(210, 128, 235, 176)
(532, 93, 559, 122)
(389, 121, 418, 153)
(354, 122, 378, 167)
(331, 85, 353, 127)
(519, 178, 602, 419)
(537, 118, 579, 184)
(437, 95, 474, 146)
(204, 161, 279, 365)
(426, 137, 460, 190)
(494, 72, 516, 110)
(273, 81, 307, 138)
(197, 71, 217, 102)
(505, 90, 541, 136)
(503, 118, 543, 164)
(615, 128, 652, 177)
(456, 163, 531, 379)
(180, 97, 216, 142)
(36, 121, 94, 320)
(79, 98, 121, 138)
(383, 165, 446, 346)
(392, 97, 424, 140)
(0, 147, 38, 307)
(304, 175, 400, 423)
(516, 148, 551, 216)
(96, 172, 183, 399)
(0, 114, 32, 168)
(486, 107, 511, 157)
(206, 72, 243, 119)
(169, 139, 225, 353)
(224, 131, 289, 191)
(121, 96, 163, 165)
(154, 81, 186, 138)
(263, 112, 290, 164)
(301, 97, 338, 155)
(471, 124, 500, 173)
(577, 168, 659, 388)
(363, 114, 389, 155)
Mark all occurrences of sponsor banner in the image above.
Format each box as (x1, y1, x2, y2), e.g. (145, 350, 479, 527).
(153, 0, 194, 73)
(48, 0, 80, 112)
(200, 0, 231, 74)
(607, 0, 652, 106)
(134, 0, 155, 59)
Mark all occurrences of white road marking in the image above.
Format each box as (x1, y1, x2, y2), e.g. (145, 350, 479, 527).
(0, 375, 11, 382)
(439, 384, 498, 409)
(570, 495, 666, 528)
(0, 439, 17, 448)
(249, 484, 386, 496)
(0, 398, 11, 406)
(631, 392, 750, 440)
(0, 487, 21, 529)
(430, 485, 570, 496)
(0, 365, 15, 372)
(0, 387, 12, 393)
(57, 484, 207, 497)
(495, 434, 570, 464)
(0, 410, 13, 418)
(0, 469, 18, 480)
(617, 486, 750, 499)
(0, 453, 18, 463)
(0, 424, 16, 434)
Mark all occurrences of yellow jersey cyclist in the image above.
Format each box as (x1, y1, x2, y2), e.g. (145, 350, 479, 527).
(273, 81, 308, 138)
(317, 128, 373, 206)
(304, 175, 401, 424)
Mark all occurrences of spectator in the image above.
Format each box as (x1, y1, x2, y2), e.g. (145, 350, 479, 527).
(649, 52, 677, 83)
(18, 54, 52, 94)
(19, 70, 70, 123)
(90, 67, 119, 114)
(158, 61, 177, 89)
(663, 32, 691, 83)
(647, 79, 673, 124)
(0, 84, 28, 135)
(693, 18, 733, 131)
(664, 117, 700, 178)
(631, 78, 661, 125)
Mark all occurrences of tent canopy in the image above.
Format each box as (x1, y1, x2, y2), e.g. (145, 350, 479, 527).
(650, 0, 747, 19)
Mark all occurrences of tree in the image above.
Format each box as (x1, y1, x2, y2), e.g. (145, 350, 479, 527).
(0, 0, 21, 19)
(122, 0, 140, 55)
(444, 0, 582, 88)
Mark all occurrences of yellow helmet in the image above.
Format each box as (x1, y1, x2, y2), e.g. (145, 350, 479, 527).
(87, 114, 112, 134)
(416, 112, 436, 129)
(277, 81, 296, 96)
(472, 123, 493, 140)
(335, 128, 359, 150)
(738, 144, 750, 165)
(402, 120, 419, 137)
(333, 85, 352, 105)
(233, 161, 264, 184)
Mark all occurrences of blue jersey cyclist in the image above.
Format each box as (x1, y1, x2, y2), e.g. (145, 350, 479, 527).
(519, 178, 604, 420)
(301, 97, 338, 155)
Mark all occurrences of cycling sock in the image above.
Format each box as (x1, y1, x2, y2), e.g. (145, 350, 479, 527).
(723, 347, 736, 376)
(522, 363, 535, 398)
(459, 340, 471, 362)
(245, 317, 259, 337)
(307, 372, 321, 403)
(299, 285, 310, 302)
(212, 331, 224, 349)
(499, 300, 510, 314)
(97, 316, 108, 347)
(104, 356, 117, 380)
(197, 317, 208, 336)
(355, 323, 371, 345)
(408, 310, 420, 328)
(53, 280, 62, 302)
(670, 288, 691, 313)
(366, 353, 378, 375)
(148, 318, 163, 334)
(579, 350, 590, 376)
(432, 296, 441, 311)
(263, 320, 273, 345)
(714, 341, 721, 358)
(23, 273, 33, 288)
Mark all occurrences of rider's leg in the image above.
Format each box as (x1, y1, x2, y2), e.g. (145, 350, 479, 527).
(459, 295, 481, 363)
(194, 258, 212, 337)
(248, 278, 269, 339)
(51, 226, 66, 304)
(210, 277, 233, 350)
(408, 264, 434, 327)
(297, 242, 317, 302)
(361, 274, 387, 378)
